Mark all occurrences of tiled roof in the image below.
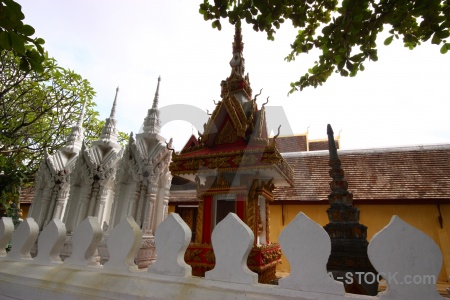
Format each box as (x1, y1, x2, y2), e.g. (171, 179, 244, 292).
(273, 144, 450, 202)
(308, 140, 340, 151)
(271, 135, 308, 153)
(18, 187, 34, 204)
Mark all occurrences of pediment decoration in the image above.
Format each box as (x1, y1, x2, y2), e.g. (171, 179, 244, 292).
(216, 120, 237, 145)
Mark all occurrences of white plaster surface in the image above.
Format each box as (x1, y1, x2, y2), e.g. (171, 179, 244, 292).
(104, 216, 142, 271)
(368, 215, 445, 300)
(0, 217, 14, 256)
(278, 212, 345, 295)
(205, 213, 258, 284)
(35, 218, 66, 264)
(65, 216, 102, 266)
(148, 213, 192, 277)
(0, 213, 446, 300)
(7, 218, 39, 260)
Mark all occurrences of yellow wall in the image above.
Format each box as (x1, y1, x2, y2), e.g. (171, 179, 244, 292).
(168, 205, 175, 215)
(270, 203, 450, 282)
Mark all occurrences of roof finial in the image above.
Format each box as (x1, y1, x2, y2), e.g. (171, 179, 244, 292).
(110, 86, 119, 118)
(153, 76, 161, 109)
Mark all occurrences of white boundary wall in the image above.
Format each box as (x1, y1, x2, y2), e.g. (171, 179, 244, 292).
(0, 212, 445, 300)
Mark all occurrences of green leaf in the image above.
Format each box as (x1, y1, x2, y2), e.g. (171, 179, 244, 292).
(431, 33, 441, 45)
(21, 24, 35, 36)
(35, 37, 45, 45)
(10, 32, 26, 54)
(384, 36, 394, 46)
(0, 31, 12, 50)
(440, 43, 450, 54)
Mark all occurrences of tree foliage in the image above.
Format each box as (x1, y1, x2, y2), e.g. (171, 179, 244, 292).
(0, 50, 127, 214)
(0, 0, 45, 72)
(199, 0, 450, 92)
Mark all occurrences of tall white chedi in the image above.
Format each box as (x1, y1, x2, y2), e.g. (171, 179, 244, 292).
(63, 87, 124, 233)
(110, 76, 173, 268)
(29, 104, 86, 230)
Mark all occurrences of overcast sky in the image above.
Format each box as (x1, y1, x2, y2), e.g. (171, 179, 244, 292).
(19, 1, 450, 151)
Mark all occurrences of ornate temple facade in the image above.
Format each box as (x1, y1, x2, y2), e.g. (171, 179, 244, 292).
(29, 106, 86, 230)
(169, 24, 293, 283)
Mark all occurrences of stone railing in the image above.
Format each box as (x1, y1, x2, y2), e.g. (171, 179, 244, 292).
(0, 212, 445, 300)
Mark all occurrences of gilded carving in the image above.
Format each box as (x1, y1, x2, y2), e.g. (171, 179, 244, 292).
(184, 248, 203, 262)
(204, 249, 216, 263)
(216, 121, 237, 145)
(265, 198, 271, 242)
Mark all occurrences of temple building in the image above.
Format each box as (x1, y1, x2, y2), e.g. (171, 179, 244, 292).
(109, 76, 173, 268)
(169, 24, 293, 283)
(28, 104, 86, 230)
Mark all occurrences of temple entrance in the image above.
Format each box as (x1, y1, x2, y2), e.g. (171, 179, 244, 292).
(214, 197, 236, 226)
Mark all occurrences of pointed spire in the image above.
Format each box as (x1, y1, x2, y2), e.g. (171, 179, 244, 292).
(327, 124, 353, 206)
(110, 86, 119, 118)
(232, 21, 244, 55)
(143, 77, 161, 134)
(77, 100, 86, 127)
(220, 22, 252, 101)
(99, 87, 119, 143)
(229, 22, 245, 78)
(152, 76, 161, 109)
(327, 124, 338, 161)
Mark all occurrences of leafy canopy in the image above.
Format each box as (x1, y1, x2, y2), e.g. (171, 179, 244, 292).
(199, 0, 450, 93)
(0, 49, 127, 214)
(0, 0, 45, 72)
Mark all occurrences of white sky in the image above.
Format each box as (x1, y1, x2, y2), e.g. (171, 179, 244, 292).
(19, 0, 450, 151)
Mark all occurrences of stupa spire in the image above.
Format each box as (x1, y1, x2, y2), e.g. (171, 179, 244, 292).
(220, 22, 252, 101)
(110, 86, 119, 118)
(77, 100, 86, 127)
(64, 101, 85, 150)
(152, 76, 161, 109)
(143, 76, 161, 134)
(230, 21, 245, 78)
(99, 87, 119, 143)
(327, 124, 352, 206)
